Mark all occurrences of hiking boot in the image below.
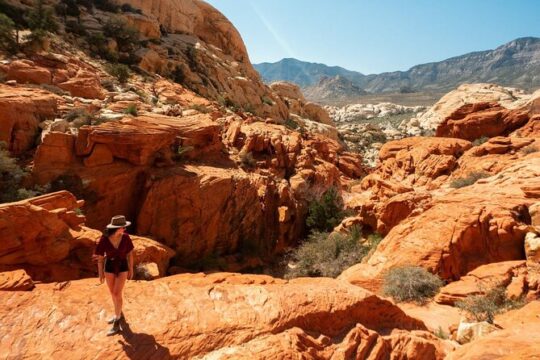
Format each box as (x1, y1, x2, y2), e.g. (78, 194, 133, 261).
(106, 319, 120, 336)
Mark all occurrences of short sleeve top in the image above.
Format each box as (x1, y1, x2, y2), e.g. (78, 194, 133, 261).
(95, 233, 135, 259)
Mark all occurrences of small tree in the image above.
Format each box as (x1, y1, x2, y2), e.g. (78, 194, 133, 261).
(25, 0, 59, 42)
(456, 286, 525, 324)
(106, 63, 130, 83)
(0, 13, 17, 54)
(306, 187, 347, 233)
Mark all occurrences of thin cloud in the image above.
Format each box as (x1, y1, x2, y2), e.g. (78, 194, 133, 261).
(250, 3, 297, 58)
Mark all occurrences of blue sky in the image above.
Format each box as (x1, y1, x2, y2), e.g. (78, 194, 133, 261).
(205, 0, 540, 74)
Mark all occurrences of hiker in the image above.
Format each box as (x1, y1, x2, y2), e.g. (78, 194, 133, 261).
(95, 215, 134, 336)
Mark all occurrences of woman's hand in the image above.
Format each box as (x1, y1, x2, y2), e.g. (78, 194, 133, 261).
(99, 271, 105, 284)
(128, 268, 133, 280)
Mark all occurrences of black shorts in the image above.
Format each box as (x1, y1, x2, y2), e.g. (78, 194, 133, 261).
(104, 258, 128, 274)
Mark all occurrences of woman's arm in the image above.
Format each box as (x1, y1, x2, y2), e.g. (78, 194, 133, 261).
(96, 255, 105, 283)
(127, 251, 134, 280)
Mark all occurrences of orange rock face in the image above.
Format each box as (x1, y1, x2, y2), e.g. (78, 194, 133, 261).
(436, 102, 530, 141)
(341, 156, 540, 291)
(0, 85, 60, 153)
(0, 273, 447, 359)
(446, 301, 540, 359)
(0, 269, 34, 291)
(0, 191, 174, 283)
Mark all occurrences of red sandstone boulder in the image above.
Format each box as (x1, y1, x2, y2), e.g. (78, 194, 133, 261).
(0, 269, 34, 291)
(436, 102, 530, 141)
(0, 273, 440, 359)
(57, 70, 105, 99)
(0, 191, 174, 282)
(0, 85, 61, 153)
(4, 60, 52, 85)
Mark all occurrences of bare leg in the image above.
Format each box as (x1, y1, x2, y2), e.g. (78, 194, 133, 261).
(104, 273, 118, 318)
(112, 272, 128, 318)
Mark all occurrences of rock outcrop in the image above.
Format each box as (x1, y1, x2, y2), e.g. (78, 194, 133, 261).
(0, 273, 451, 359)
(0, 191, 174, 283)
(341, 156, 540, 292)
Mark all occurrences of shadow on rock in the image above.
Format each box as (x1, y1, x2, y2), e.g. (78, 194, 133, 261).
(118, 317, 171, 360)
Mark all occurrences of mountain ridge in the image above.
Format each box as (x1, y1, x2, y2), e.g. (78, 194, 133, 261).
(254, 37, 540, 96)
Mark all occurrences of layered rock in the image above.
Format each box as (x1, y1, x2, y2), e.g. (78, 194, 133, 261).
(340, 156, 540, 292)
(446, 301, 540, 359)
(402, 83, 533, 134)
(0, 85, 61, 153)
(0, 273, 450, 359)
(0, 191, 174, 283)
(436, 102, 530, 140)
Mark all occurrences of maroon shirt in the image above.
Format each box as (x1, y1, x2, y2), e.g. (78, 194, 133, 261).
(95, 233, 134, 274)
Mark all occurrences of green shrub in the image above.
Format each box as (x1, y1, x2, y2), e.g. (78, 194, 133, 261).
(472, 136, 489, 146)
(93, 0, 119, 12)
(134, 263, 154, 281)
(64, 108, 94, 124)
(239, 151, 256, 168)
(261, 96, 273, 106)
(55, 0, 80, 18)
(306, 187, 347, 233)
(284, 118, 299, 130)
(106, 63, 130, 83)
(170, 65, 185, 84)
(25, 0, 58, 42)
(456, 286, 525, 324)
(383, 266, 443, 303)
(103, 16, 139, 53)
(435, 326, 449, 340)
(0, 13, 17, 53)
(521, 144, 538, 155)
(124, 104, 138, 116)
(190, 104, 210, 114)
(0, 142, 49, 203)
(285, 231, 368, 279)
(450, 171, 491, 189)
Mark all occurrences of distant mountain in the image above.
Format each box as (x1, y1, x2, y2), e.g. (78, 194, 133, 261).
(303, 75, 367, 102)
(254, 58, 364, 87)
(254, 37, 540, 97)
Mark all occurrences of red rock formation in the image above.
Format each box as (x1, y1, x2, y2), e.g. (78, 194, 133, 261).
(446, 301, 540, 359)
(341, 156, 540, 292)
(436, 102, 530, 141)
(435, 260, 526, 305)
(0, 85, 60, 153)
(0, 269, 34, 291)
(0, 191, 174, 283)
(0, 273, 447, 359)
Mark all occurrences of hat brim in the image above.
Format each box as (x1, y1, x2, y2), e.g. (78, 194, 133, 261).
(106, 221, 131, 229)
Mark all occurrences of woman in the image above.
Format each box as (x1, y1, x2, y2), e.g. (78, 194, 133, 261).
(95, 215, 135, 336)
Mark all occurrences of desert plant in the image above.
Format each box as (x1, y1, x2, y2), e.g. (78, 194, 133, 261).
(239, 151, 256, 168)
(261, 96, 273, 106)
(124, 104, 138, 116)
(55, 0, 80, 18)
(64, 108, 94, 125)
(456, 286, 525, 324)
(285, 231, 368, 279)
(103, 16, 139, 53)
(521, 144, 538, 155)
(450, 171, 491, 189)
(284, 118, 299, 130)
(383, 266, 443, 303)
(435, 326, 449, 340)
(106, 63, 130, 83)
(306, 187, 347, 233)
(25, 0, 58, 42)
(0, 13, 17, 53)
(93, 0, 119, 12)
(134, 263, 154, 281)
(472, 136, 489, 146)
(170, 65, 185, 84)
(190, 104, 210, 114)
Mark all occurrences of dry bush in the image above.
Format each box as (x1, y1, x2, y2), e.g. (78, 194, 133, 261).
(383, 266, 443, 304)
